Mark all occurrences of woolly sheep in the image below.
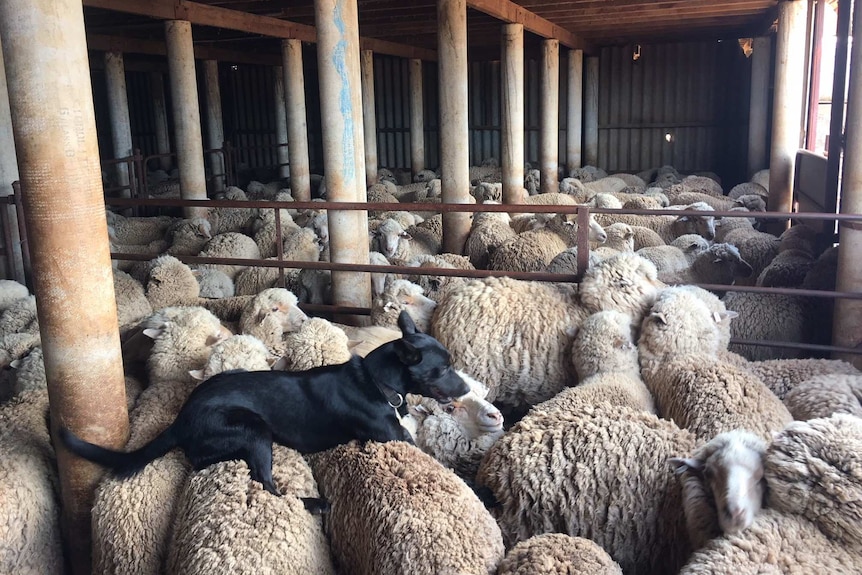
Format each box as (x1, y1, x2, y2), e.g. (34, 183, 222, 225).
(591, 222, 635, 258)
(0, 333, 40, 402)
(192, 268, 235, 299)
(0, 280, 29, 311)
(464, 207, 516, 269)
(755, 248, 814, 287)
(660, 243, 754, 287)
(366, 182, 400, 207)
(370, 217, 435, 262)
(403, 371, 504, 483)
(0, 295, 38, 336)
(106, 212, 174, 245)
(727, 180, 769, 201)
(595, 201, 716, 243)
(630, 225, 666, 250)
(308, 441, 505, 575)
(750, 169, 770, 192)
(279, 317, 351, 371)
(252, 202, 301, 259)
(188, 334, 277, 381)
(210, 186, 258, 234)
(144, 255, 201, 310)
(238, 288, 308, 355)
(496, 534, 623, 575)
(713, 213, 755, 243)
(778, 223, 823, 256)
(583, 176, 629, 195)
(405, 253, 474, 300)
(622, 195, 666, 210)
(477, 401, 765, 575)
(744, 358, 861, 400)
(0, 389, 63, 574)
(782, 374, 862, 421)
(234, 260, 292, 296)
(577, 252, 663, 318)
(544, 247, 602, 275)
(114, 269, 153, 333)
(585, 192, 623, 209)
(489, 213, 607, 273)
(723, 291, 808, 361)
(197, 232, 263, 281)
(720, 229, 780, 286)
(639, 287, 792, 442)
(166, 444, 335, 575)
(636, 234, 709, 276)
(370, 279, 437, 333)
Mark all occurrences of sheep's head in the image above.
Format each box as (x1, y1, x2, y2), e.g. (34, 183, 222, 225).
(670, 234, 710, 261)
(376, 279, 436, 333)
(673, 202, 716, 241)
(252, 288, 308, 333)
(691, 243, 753, 285)
(670, 430, 766, 536)
(734, 194, 766, 212)
(372, 218, 409, 259)
(638, 287, 725, 361)
(578, 253, 663, 319)
(547, 213, 607, 245)
(571, 310, 638, 379)
(604, 223, 635, 252)
(307, 211, 329, 244)
(190, 334, 276, 381)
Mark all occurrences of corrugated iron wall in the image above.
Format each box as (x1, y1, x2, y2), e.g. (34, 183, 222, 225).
(597, 41, 751, 185)
(222, 63, 280, 178)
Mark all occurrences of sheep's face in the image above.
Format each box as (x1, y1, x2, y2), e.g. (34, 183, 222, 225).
(372, 220, 409, 259)
(709, 446, 765, 534)
(674, 212, 716, 241)
(273, 302, 308, 333)
(638, 289, 722, 359)
(447, 393, 504, 437)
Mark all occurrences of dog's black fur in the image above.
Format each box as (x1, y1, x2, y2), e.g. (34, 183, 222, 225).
(60, 311, 468, 508)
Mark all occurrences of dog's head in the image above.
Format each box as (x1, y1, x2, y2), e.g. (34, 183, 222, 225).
(392, 311, 469, 402)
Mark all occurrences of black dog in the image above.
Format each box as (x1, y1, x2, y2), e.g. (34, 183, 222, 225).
(60, 311, 468, 507)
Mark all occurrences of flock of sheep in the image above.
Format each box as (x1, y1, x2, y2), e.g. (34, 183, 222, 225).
(0, 158, 860, 574)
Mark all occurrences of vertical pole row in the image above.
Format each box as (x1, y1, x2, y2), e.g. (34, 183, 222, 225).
(409, 58, 426, 177)
(361, 50, 378, 187)
(203, 59, 226, 192)
(0, 36, 25, 282)
(104, 51, 133, 197)
(501, 23, 525, 205)
(540, 39, 560, 194)
(584, 56, 599, 167)
(282, 39, 312, 202)
(566, 48, 584, 174)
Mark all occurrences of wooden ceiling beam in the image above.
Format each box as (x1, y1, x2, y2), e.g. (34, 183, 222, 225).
(83, 0, 436, 60)
(466, 0, 594, 52)
(517, 0, 776, 9)
(86, 33, 283, 65)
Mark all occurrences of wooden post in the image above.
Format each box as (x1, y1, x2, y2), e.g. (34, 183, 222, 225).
(0, 1, 129, 573)
(103, 51, 133, 196)
(282, 39, 312, 201)
(540, 39, 560, 194)
(438, 0, 472, 254)
(273, 65, 291, 180)
(748, 37, 772, 177)
(766, 0, 810, 230)
(165, 20, 208, 218)
(501, 23, 524, 204)
(566, 48, 584, 173)
(832, 1, 862, 369)
(584, 55, 599, 167)
(0, 37, 25, 282)
(203, 59, 226, 192)
(314, 0, 371, 319)
(361, 50, 378, 187)
(150, 71, 172, 171)
(409, 58, 426, 176)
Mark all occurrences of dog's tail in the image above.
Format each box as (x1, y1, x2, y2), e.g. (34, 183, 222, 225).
(58, 424, 179, 478)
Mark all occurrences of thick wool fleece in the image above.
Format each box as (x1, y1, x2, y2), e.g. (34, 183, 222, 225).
(308, 441, 504, 575)
(166, 445, 334, 575)
(764, 414, 862, 552)
(783, 374, 862, 420)
(280, 318, 351, 371)
(678, 509, 862, 574)
(431, 276, 588, 410)
(476, 403, 698, 575)
(496, 534, 623, 575)
(745, 358, 861, 400)
(576, 252, 662, 320)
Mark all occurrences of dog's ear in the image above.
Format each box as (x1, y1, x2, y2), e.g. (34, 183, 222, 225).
(394, 338, 421, 366)
(188, 369, 206, 381)
(397, 310, 419, 335)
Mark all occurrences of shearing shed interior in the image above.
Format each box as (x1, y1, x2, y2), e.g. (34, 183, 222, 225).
(1, 0, 862, 573)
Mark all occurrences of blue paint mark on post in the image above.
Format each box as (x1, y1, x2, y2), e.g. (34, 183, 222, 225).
(331, 2, 355, 183)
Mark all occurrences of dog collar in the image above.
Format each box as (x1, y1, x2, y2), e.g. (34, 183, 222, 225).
(362, 362, 405, 409)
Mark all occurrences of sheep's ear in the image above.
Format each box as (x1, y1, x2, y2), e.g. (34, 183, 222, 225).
(650, 312, 668, 325)
(191, 270, 201, 278)
(676, 215, 691, 222)
(668, 457, 703, 475)
(397, 310, 418, 335)
(9, 359, 20, 369)
(143, 327, 163, 340)
(188, 369, 206, 381)
(393, 338, 421, 366)
(407, 402, 431, 417)
(269, 356, 288, 371)
(399, 232, 413, 240)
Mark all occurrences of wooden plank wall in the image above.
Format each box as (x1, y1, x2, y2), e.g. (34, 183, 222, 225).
(597, 40, 752, 186)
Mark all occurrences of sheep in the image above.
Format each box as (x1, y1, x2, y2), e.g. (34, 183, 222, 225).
(92, 329, 272, 575)
(403, 371, 504, 483)
(307, 441, 505, 575)
(464, 207, 517, 269)
(582, 176, 629, 196)
(252, 202, 301, 259)
(630, 224, 666, 250)
(477, 401, 767, 575)
(209, 186, 258, 234)
(144, 255, 202, 310)
(237, 288, 308, 355)
(524, 168, 541, 195)
(0, 295, 39, 336)
(781, 374, 862, 421)
(609, 172, 647, 189)
(680, 415, 862, 573)
(0, 389, 63, 575)
(720, 228, 780, 286)
(585, 192, 623, 209)
(638, 287, 792, 442)
(369, 218, 432, 261)
(366, 182, 400, 209)
(234, 260, 292, 296)
(569, 164, 608, 182)
(245, 180, 284, 200)
(105, 211, 175, 245)
(433, 254, 660, 411)
(595, 201, 716, 244)
(197, 232, 263, 281)
(165, 444, 335, 575)
(521, 191, 578, 206)
(755, 248, 814, 288)
(622, 195, 666, 210)
(370, 279, 437, 333)
(489, 213, 607, 272)
(660, 242, 754, 288)
(723, 291, 809, 361)
(544, 247, 602, 275)
(496, 534, 623, 575)
(113, 269, 153, 333)
(279, 317, 351, 372)
(0, 333, 41, 402)
(667, 175, 724, 198)
(192, 268, 235, 299)
(591, 222, 635, 258)
(156, 216, 212, 258)
(778, 222, 823, 256)
(0, 280, 29, 311)
(636, 234, 709, 276)
(714, 213, 755, 243)
(743, 358, 861, 400)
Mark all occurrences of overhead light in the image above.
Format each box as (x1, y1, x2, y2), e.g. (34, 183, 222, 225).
(633, 44, 642, 61)
(665, 132, 674, 143)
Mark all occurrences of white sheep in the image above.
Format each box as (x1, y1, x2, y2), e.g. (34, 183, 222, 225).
(635, 234, 709, 276)
(464, 206, 517, 269)
(496, 534, 623, 575)
(782, 373, 862, 421)
(279, 317, 351, 371)
(209, 186, 258, 234)
(370, 279, 437, 333)
(743, 358, 861, 400)
(722, 291, 808, 361)
(113, 269, 153, 333)
(192, 268, 235, 299)
(238, 288, 308, 355)
(105, 211, 174, 245)
(0, 280, 29, 311)
(594, 201, 717, 243)
(660, 242, 754, 287)
(638, 287, 792, 443)
(197, 232, 262, 281)
(307, 441, 505, 575)
(0, 295, 39, 336)
(370, 217, 437, 262)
